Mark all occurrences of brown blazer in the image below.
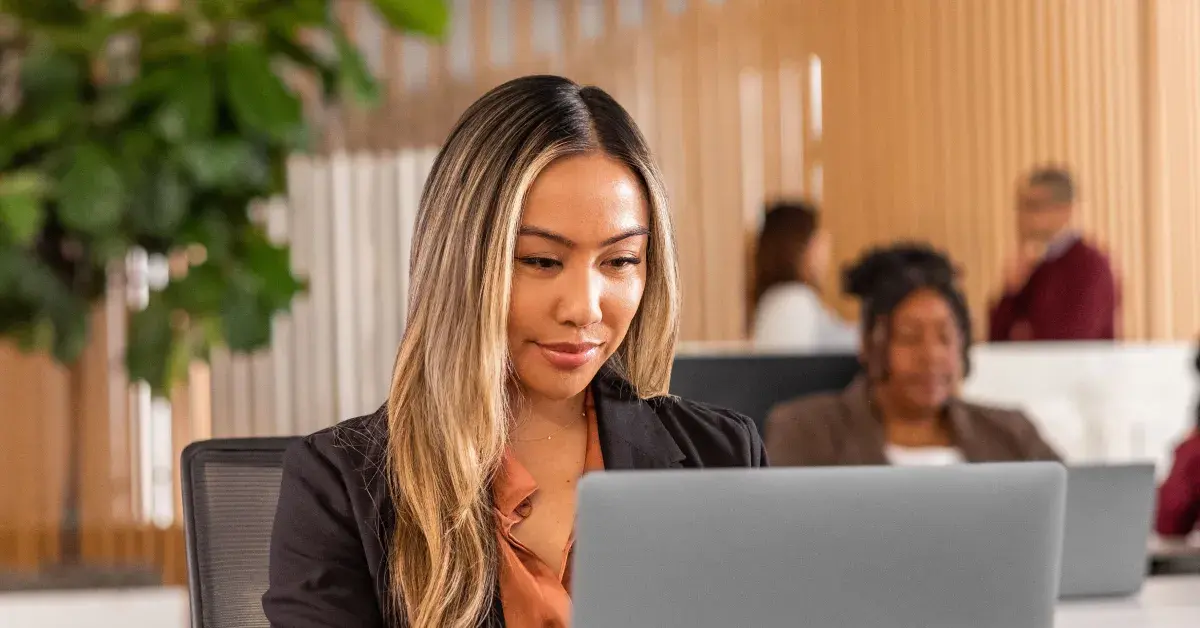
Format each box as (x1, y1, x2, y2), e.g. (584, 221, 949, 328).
(765, 377, 1061, 466)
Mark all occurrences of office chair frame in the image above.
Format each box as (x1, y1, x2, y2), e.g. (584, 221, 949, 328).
(181, 437, 297, 628)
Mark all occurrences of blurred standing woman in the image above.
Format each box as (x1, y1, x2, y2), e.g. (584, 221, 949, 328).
(263, 76, 765, 628)
(765, 243, 1060, 467)
(751, 201, 857, 352)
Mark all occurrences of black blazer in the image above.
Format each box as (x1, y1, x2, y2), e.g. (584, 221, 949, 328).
(263, 369, 766, 627)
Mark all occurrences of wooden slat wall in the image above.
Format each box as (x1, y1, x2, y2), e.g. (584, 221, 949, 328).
(0, 300, 140, 573)
(199, 0, 1200, 436)
(304, 0, 1200, 345)
(0, 526, 187, 586)
(1146, 0, 1200, 340)
(818, 0, 1151, 338)
(5, 0, 1200, 587)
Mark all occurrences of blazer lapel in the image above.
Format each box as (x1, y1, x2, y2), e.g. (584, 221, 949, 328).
(945, 401, 992, 462)
(839, 377, 890, 466)
(591, 368, 686, 470)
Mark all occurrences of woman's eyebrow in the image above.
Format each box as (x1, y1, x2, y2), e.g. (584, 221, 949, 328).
(516, 225, 650, 248)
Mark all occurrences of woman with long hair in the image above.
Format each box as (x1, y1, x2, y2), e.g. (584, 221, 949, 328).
(764, 243, 1059, 467)
(263, 75, 765, 628)
(750, 200, 856, 352)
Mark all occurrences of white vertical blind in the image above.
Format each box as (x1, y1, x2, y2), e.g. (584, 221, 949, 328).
(208, 149, 438, 437)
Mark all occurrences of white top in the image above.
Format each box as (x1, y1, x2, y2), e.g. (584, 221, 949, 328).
(884, 444, 965, 466)
(751, 283, 859, 353)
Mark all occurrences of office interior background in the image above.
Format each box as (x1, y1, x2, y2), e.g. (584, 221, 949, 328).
(2, 0, 1200, 623)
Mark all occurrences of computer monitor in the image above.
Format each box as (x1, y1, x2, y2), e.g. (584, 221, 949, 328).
(670, 353, 861, 435)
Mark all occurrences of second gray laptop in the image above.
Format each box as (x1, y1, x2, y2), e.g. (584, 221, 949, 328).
(1059, 463, 1156, 599)
(573, 463, 1067, 628)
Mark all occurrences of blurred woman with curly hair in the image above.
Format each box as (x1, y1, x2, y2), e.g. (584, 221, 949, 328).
(765, 243, 1061, 467)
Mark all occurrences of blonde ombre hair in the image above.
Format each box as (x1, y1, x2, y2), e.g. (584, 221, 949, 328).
(385, 75, 680, 628)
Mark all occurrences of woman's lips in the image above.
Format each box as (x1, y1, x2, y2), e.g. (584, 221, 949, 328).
(537, 342, 602, 370)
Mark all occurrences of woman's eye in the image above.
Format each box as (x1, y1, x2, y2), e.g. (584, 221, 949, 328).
(518, 256, 560, 270)
(608, 256, 643, 269)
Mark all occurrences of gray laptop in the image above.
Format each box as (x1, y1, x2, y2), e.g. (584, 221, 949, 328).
(573, 463, 1067, 628)
(1058, 463, 1156, 599)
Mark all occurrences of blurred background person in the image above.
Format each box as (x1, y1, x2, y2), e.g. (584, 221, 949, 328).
(766, 243, 1061, 467)
(1156, 338, 1200, 538)
(990, 166, 1120, 342)
(750, 200, 857, 353)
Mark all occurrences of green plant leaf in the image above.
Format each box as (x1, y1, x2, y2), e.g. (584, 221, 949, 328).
(198, 0, 247, 21)
(125, 294, 176, 395)
(0, 170, 51, 198)
(224, 41, 305, 143)
(241, 228, 305, 311)
(179, 139, 270, 190)
(0, 195, 45, 245)
(368, 0, 449, 37)
(115, 135, 160, 181)
(0, 99, 83, 168)
(57, 144, 125, 236)
(259, 0, 327, 28)
(113, 10, 193, 61)
(163, 262, 226, 315)
(331, 19, 381, 105)
(3, 249, 94, 363)
(217, 228, 304, 352)
(265, 27, 334, 71)
(264, 27, 340, 104)
(49, 299, 90, 364)
(178, 212, 235, 263)
(0, 171, 49, 245)
(91, 68, 177, 128)
(165, 325, 193, 392)
(0, 0, 87, 26)
(187, 314, 223, 362)
(116, 66, 184, 108)
(220, 279, 274, 352)
(10, 318, 55, 354)
(154, 61, 216, 142)
(128, 161, 191, 239)
(19, 43, 83, 106)
(90, 233, 131, 265)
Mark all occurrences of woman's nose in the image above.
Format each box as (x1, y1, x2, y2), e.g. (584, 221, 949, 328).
(556, 267, 603, 329)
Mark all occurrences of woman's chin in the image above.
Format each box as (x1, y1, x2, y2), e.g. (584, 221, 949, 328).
(513, 366, 599, 402)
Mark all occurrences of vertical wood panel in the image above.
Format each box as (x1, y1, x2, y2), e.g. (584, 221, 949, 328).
(8, 0, 1200, 590)
(197, 0, 1200, 443)
(351, 154, 379, 411)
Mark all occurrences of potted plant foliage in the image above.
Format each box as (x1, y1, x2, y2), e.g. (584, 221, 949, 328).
(0, 0, 445, 586)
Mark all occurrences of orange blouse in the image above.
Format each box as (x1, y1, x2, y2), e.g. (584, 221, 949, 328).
(493, 395, 605, 628)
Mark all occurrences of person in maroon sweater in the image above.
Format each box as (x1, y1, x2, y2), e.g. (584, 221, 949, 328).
(989, 167, 1120, 342)
(1155, 342, 1200, 537)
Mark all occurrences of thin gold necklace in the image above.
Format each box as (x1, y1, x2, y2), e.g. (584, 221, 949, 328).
(513, 406, 586, 442)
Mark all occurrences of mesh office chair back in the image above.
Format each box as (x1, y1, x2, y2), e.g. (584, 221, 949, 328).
(182, 437, 298, 628)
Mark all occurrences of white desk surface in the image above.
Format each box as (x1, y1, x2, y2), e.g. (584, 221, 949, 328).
(1, 578, 1195, 628)
(0, 586, 189, 628)
(1055, 576, 1200, 627)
